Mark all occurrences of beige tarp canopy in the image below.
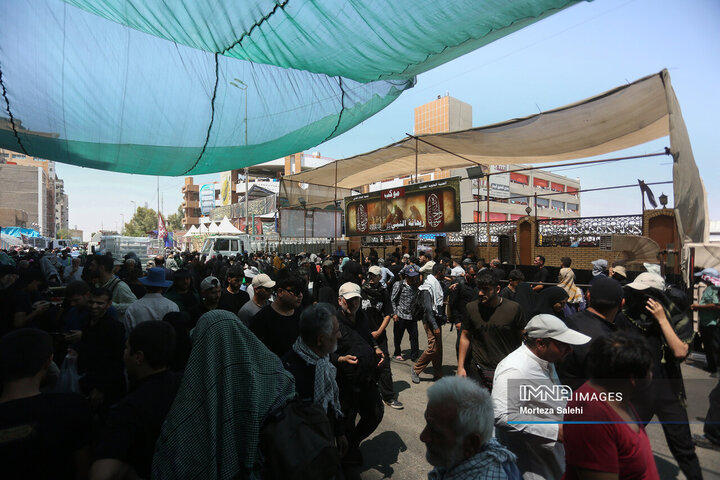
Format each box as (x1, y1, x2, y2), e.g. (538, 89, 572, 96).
(285, 69, 707, 244)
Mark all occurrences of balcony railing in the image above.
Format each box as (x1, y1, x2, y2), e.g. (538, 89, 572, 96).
(536, 214, 643, 247)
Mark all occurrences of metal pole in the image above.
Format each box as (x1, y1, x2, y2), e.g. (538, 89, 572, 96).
(415, 137, 418, 183)
(334, 160, 338, 252)
(245, 167, 249, 236)
(157, 176, 161, 253)
(476, 178, 480, 240)
(486, 175, 491, 259)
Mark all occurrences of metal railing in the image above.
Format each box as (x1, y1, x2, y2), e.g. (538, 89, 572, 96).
(447, 221, 518, 246)
(536, 214, 643, 247)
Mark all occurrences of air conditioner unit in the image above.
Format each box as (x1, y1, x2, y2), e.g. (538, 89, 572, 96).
(599, 235, 613, 251)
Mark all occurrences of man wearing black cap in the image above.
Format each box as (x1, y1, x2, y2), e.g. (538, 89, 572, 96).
(557, 277, 625, 391)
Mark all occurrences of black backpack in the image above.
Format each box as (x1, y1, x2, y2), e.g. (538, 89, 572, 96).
(259, 400, 340, 480)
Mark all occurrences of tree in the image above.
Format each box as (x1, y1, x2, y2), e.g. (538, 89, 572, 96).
(124, 206, 158, 237)
(166, 205, 184, 231)
(56, 229, 72, 239)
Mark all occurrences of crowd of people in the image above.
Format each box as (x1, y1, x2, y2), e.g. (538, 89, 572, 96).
(0, 244, 718, 479)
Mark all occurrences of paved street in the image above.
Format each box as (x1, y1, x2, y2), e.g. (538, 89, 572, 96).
(349, 323, 720, 480)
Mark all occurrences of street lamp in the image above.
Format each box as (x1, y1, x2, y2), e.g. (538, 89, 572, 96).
(230, 78, 250, 236)
(659, 193, 668, 208)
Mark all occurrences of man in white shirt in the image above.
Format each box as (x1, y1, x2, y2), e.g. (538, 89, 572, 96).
(492, 314, 590, 480)
(124, 268, 178, 336)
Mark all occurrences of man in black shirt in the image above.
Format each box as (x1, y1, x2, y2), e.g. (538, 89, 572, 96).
(457, 272, 525, 390)
(557, 277, 625, 390)
(531, 255, 549, 292)
(217, 267, 249, 315)
(250, 275, 304, 357)
(92, 321, 181, 479)
(334, 282, 385, 465)
(0, 328, 92, 480)
(362, 266, 402, 409)
(74, 288, 126, 413)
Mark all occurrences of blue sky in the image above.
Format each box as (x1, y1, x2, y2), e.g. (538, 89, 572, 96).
(55, 0, 720, 239)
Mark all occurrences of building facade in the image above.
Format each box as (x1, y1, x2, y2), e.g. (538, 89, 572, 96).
(409, 95, 581, 224)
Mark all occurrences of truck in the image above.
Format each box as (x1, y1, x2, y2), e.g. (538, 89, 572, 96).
(200, 235, 253, 259)
(90, 234, 153, 263)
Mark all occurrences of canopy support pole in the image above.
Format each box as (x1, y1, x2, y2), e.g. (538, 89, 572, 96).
(486, 177, 491, 259)
(415, 137, 418, 183)
(334, 160, 338, 252)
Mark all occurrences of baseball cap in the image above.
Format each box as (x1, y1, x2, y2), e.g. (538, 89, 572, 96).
(612, 265, 627, 279)
(625, 272, 665, 291)
(403, 253, 410, 259)
(368, 265, 382, 276)
(588, 277, 624, 304)
(339, 282, 361, 299)
(252, 273, 276, 289)
(113, 259, 124, 266)
(403, 264, 420, 277)
(244, 266, 258, 279)
(525, 314, 591, 345)
(419, 261, 435, 274)
(322, 259, 334, 268)
(200, 276, 220, 291)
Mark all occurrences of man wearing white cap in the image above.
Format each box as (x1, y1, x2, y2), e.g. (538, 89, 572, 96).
(335, 281, 385, 465)
(237, 273, 275, 326)
(493, 314, 590, 480)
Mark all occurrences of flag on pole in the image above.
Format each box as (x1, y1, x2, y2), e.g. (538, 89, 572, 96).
(158, 212, 167, 240)
(638, 180, 657, 208)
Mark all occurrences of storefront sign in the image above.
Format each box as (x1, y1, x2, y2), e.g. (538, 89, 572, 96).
(344, 177, 461, 236)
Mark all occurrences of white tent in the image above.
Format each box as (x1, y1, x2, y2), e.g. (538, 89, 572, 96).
(208, 222, 222, 234)
(185, 225, 199, 236)
(218, 217, 242, 234)
(199, 223, 209, 234)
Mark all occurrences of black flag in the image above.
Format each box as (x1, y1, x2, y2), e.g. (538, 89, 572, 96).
(638, 180, 657, 208)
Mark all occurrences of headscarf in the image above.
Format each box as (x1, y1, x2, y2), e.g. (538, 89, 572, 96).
(291, 337, 342, 417)
(273, 255, 284, 271)
(152, 310, 295, 480)
(339, 257, 350, 272)
(532, 286, 569, 317)
(557, 268, 583, 304)
(591, 259, 608, 277)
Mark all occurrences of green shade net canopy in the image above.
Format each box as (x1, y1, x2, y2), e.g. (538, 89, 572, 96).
(0, 0, 583, 175)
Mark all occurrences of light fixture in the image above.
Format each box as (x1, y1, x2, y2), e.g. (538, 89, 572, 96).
(525, 206, 532, 215)
(659, 193, 668, 208)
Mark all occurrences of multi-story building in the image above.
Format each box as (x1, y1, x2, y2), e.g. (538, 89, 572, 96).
(0, 148, 62, 237)
(55, 178, 69, 233)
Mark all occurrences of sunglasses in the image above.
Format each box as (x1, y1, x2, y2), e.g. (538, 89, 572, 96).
(282, 288, 302, 296)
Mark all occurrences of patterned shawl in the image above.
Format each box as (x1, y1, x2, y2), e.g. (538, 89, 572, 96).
(558, 267, 583, 304)
(291, 337, 342, 417)
(152, 310, 295, 480)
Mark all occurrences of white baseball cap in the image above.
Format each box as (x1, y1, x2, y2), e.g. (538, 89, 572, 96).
(625, 272, 665, 291)
(339, 282, 361, 299)
(368, 266, 382, 276)
(525, 314, 591, 345)
(252, 273, 275, 289)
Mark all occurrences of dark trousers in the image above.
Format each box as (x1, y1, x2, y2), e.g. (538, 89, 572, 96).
(636, 382, 703, 480)
(414, 322, 442, 376)
(705, 378, 720, 444)
(377, 336, 395, 402)
(340, 381, 384, 450)
(393, 317, 419, 361)
(699, 324, 720, 373)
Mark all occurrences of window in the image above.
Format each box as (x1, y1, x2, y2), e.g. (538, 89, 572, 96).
(551, 200, 565, 210)
(12, 154, 25, 159)
(509, 196, 528, 205)
(215, 239, 230, 251)
(510, 172, 529, 185)
(510, 214, 525, 221)
(536, 198, 550, 208)
(567, 202, 579, 212)
(230, 239, 238, 251)
(486, 212, 506, 221)
(566, 186, 578, 196)
(533, 178, 549, 189)
(551, 182, 565, 192)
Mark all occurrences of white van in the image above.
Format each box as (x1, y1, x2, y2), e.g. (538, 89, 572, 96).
(200, 235, 252, 259)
